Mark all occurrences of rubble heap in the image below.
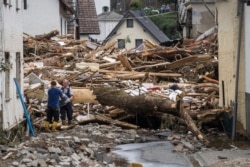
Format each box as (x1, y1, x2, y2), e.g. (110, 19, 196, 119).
(22, 30, 223, 142)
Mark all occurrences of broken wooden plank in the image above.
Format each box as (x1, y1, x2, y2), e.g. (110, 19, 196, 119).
(133, 54, 212, 70)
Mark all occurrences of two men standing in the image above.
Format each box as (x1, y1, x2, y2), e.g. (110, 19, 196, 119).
(44, 79, 74, 132)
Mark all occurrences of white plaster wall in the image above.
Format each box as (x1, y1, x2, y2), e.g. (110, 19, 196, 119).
(245, 5, 250, 94)
(191, 3, 215, 38)
(90, 21, 119, 43)
(216, 0, 246, 128)
(107, 18, 158, 50)
(94, 0, 110, 15)
(1, 1, 24, 130)
(22, 0, 60, 36)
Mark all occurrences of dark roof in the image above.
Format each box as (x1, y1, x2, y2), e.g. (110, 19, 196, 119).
(98, 11, 123, 21)
(104, 10, 170, 44)
(60, 0, 75, 14)
(77, 0, 100, 34)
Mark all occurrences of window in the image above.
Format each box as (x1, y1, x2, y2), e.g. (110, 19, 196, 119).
(127, 19, 133, 28)
(103, 6, 109, 12)
(23, 0, 27, 9)
(16, 0, 20, 11)
(5, 52, 10, 100)
(118, 39, 125, 49)
(65, 20, 67, 35)
(135, 39, 143, 48)
(16, 52, 21, 97)
(60, 18, 63, 35)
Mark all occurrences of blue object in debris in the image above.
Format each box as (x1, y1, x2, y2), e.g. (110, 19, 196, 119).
(14, 78, 35, 136)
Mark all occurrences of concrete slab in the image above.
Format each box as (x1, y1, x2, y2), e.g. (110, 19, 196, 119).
(193, 150, 250, 166)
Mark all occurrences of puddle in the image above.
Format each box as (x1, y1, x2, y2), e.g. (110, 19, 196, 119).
(111, 141, 193, 167)
(207, 135, 250, 150)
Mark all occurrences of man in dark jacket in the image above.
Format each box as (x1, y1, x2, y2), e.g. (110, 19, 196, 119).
(44, 80, 63, 131)
(60, 79, 74, 125)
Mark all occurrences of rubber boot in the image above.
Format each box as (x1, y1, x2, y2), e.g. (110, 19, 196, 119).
(44, 121, 51, 132)
(62, 120, 67, 125)
(51, 121, 58, 132)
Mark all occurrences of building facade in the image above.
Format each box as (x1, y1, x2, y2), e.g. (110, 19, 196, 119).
(215, 0, 250, 138)
(22, 0, 75, 36)
(0, 0, 24, 130)
(94, 0, 110, 15)
(178, 0, 216, 38)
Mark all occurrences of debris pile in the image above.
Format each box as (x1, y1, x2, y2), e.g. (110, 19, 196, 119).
(0, 124, 208, 167)
(22, 30, 223, 142)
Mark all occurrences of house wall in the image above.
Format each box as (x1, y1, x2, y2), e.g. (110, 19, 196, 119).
(0, 3, 2, 128)
(90, 20, 119, 43)
(0, 1, 24, 130)
(22, 0, 60, 36)
(107, 18, 158, 50)
(191, 3, 215, 38)
(245, 4, 250, 133)
(94, 0, 110, 15)
(216, 0, 246, 129)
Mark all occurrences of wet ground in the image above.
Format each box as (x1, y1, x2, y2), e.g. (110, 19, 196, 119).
(111, 134, 250, 167)
(112, 141, 193, 167)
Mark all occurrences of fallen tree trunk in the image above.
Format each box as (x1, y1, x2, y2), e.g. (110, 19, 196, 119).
(178, 100, 207, 142)
(93, 87, 178, 116)
(34, 30, 59, 41)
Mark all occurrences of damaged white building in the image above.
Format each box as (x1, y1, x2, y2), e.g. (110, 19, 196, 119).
(0, 1, 24, 130)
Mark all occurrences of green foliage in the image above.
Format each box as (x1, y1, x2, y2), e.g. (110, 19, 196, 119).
(0, 62, 11, 72)
(148, 11, 181, 40)
(130, 0, 144, 10)
(158, 0, 176, 4)
(125, 35, 131, 43)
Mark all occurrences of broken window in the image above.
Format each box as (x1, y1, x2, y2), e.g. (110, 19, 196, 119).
(127, 19, 133, 28)
(135, 39, 143, 48)
(4, 52, 10, 100)
(16, 52, 21, 97)
(118, 39, 125, 49)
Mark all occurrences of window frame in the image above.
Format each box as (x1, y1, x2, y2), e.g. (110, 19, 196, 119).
(118, 39, 125, 49)
(135, 39, 143, 48)
(4, 52, 10, 100)
(127, 19, 134, 28)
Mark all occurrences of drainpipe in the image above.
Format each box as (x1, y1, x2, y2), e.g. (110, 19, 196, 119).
(245, 1, 250, 137)
(232, 0, 244, 140)
(76, 0, 80, 39)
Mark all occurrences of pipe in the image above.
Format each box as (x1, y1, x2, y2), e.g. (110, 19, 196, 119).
(14, 78, 35, 136)
(232, 0, 244, 140)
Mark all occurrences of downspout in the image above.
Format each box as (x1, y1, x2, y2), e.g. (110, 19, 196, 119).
(232, 0, 244, 140)
(76, 0, 80, 39)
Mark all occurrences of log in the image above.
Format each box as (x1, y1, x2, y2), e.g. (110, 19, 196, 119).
(178, 100, 207, 142)
(118, 54, 133, 71)
(34, 30, 59, 41)
(93, 87, 178, 116)
(99, 69, 182, 78)
(202, 75, 219, 84)
(133, 54, 212, 70)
